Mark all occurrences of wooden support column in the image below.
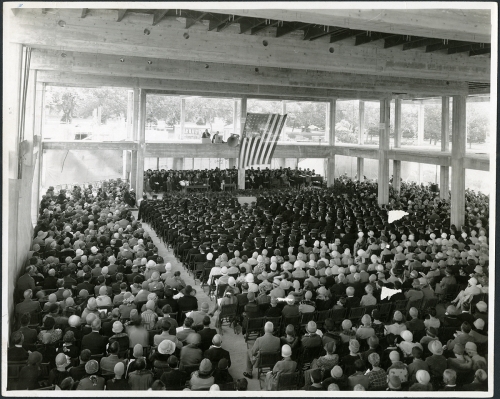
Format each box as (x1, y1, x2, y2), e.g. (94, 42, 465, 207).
(130, 88, 139, 191)
(173, 158, 184, 170)
(440, 96, 450, 199)
(357, 100, 365, 181)
(450, 95, 466, 229)
(281, 100, 287, 141)
(124, 90, 134, 180)
(327, 98, 336, 186)
(135, 89, 146, 201)
(228, 158, 237, 169)
(32, 81, 44, 217)
(180, 97, 186, 140)
(393, 98, 402, 193)
(417, 102, 425, 146)
(378, 97, 391, 205)
(233, 99, 238, 138)
(238, 97, 247, 189)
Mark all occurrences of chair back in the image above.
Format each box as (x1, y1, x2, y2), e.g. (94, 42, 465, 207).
(276, 371, 300, 390)
(7, 361, 26, 390)
(347, 306, 365, 325)
(264, 316, 282, 335)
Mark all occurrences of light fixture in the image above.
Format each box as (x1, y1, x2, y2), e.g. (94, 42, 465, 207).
(120, 58, 125, 62)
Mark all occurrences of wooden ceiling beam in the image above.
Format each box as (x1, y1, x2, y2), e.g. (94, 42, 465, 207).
(81, 8, 88, 19)
(117, 9, 127, 22)
(402, 37, 442, 51)
(216, 16, 245, 32)
(425, 40, 468, 53)
(239, 18, 267, 34)
(448, 42, 490, 55)
(208, 14, 231, 31)
(41, 9, 48, 14)
(384, 36, 409, 49)
(185, 11, 208, 29)
(469, 47, 491, 57)
(355, 32, 397, 46)
(152, 10, 169, 26)
(32, 50, 470, 96)
(11, 9, 489, 82)
(329, 29, 364, 43)
(303, 26, 338, 41)
(251, 20, 279, 35)
(276, 22, 311, 38)
(192, 8, 491, 43)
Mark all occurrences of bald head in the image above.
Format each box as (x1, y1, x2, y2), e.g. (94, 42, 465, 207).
(264, 322, 274, 334)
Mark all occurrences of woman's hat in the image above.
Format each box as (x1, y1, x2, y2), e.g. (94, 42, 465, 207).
(428, 340, 444, 355)
(281, 344, 292, 357)
(85, 359, 99, 375)
(199, 358, 212, 374)
(158, 339, 176, 355)
(112, 321, 124, 334)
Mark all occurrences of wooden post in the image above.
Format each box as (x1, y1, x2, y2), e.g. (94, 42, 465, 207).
(417, 102, 425, 146)
(238, 97, 247, 189)
(281, 100, 287, 141)
(124, 90, 134, 179)
(327, 98, 336, 186)
(378, 97, 391, 205)
(233, 99, 238, 138)
(173, 158, 184, 170)
(135, 89, 146, 201)
(180, 97, 186, 139)
(450, 95, 466, 229)
(393, 98, 402, 193)
(228, 158, 236, 169)
(357, 100, 365, 181)
(440, 96, 450, 200)
(130, 88, 140, 191)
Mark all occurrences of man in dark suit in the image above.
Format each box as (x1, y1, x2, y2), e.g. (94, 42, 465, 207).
(81, 319, 109, 355)
(16, 313, 38, 348)
(244, 321, 280, 379)
(75, 273, 95, 295)
(204, 334, 231, 369)
(159, 355, 188, 389)
(15, 289, 41, 315)
(8, 331, 29, 362)
(345, 287, 361, 309)
(177, 285, 198, 317)
(69, 349, 92, 381)
(198, 316, 217, 353)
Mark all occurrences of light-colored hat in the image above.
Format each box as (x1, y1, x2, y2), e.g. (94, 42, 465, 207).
(428, 340, 443, 355)
(158, 339, 176, 355)
(112, 321, 124, 334)
(281, 344, 292, 357)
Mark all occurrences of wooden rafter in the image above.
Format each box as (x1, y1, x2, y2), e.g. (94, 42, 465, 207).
(448, 42, 489, 55)
(81, 8, 88, 19)
(425, 40, 468, 53)
(215, 15, 245, 32)
(329, 29, 364, 43)
(402, 37, 442, 51)
(239, 18, 267, 34)
(251, 20, 279, 35)
(185, 11, 208, 29)
(469, 47, 491, 57)
(117, 9, 127, 22)
(355, 32, 397, 46)
(384, 36, 409, 49)
(304, 26, 338, 41)
(152, 10, 169, 26)
(275, 22, 311, 38)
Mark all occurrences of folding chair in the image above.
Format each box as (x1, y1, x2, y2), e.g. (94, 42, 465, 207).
(7, 361, 26, 390)
(297, 346, 322, 370)
(264, 316, 282, 336)
(329, 308, 347, 328)
(314, 310, 331, 330)
(256, 351, 281, 388)
(217, 303, 238, 335)
(244, 317, 265, 344)
(347, 306, 366, 326)
(299, 312, 316, 333)
(276, 371, 301, 390)
(377, 302, 393, 322)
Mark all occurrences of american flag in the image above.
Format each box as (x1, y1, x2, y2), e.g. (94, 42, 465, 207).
(238, 113, 287, 168)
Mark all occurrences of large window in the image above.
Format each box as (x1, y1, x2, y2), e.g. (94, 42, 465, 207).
(466, 97, 490, 154)
(285, 101, 328, 144)
(43, 86, 131, 141)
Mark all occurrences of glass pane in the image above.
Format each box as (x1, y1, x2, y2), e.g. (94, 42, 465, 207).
(41, 149, 123, 193)
(465, 169, 491, 195)
(466, 97, 490, 154)
(335, 100, 359, 144)
(43, 86, 131, 141)
(285, 101, 328, 144)
(361, 101, 380, 146)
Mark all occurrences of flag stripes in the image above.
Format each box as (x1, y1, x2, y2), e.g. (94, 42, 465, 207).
(238, 113, 287, 168)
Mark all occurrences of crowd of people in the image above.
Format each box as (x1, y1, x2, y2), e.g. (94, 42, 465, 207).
(144, 166, 321, 193)
(9, 172, 490, 391)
